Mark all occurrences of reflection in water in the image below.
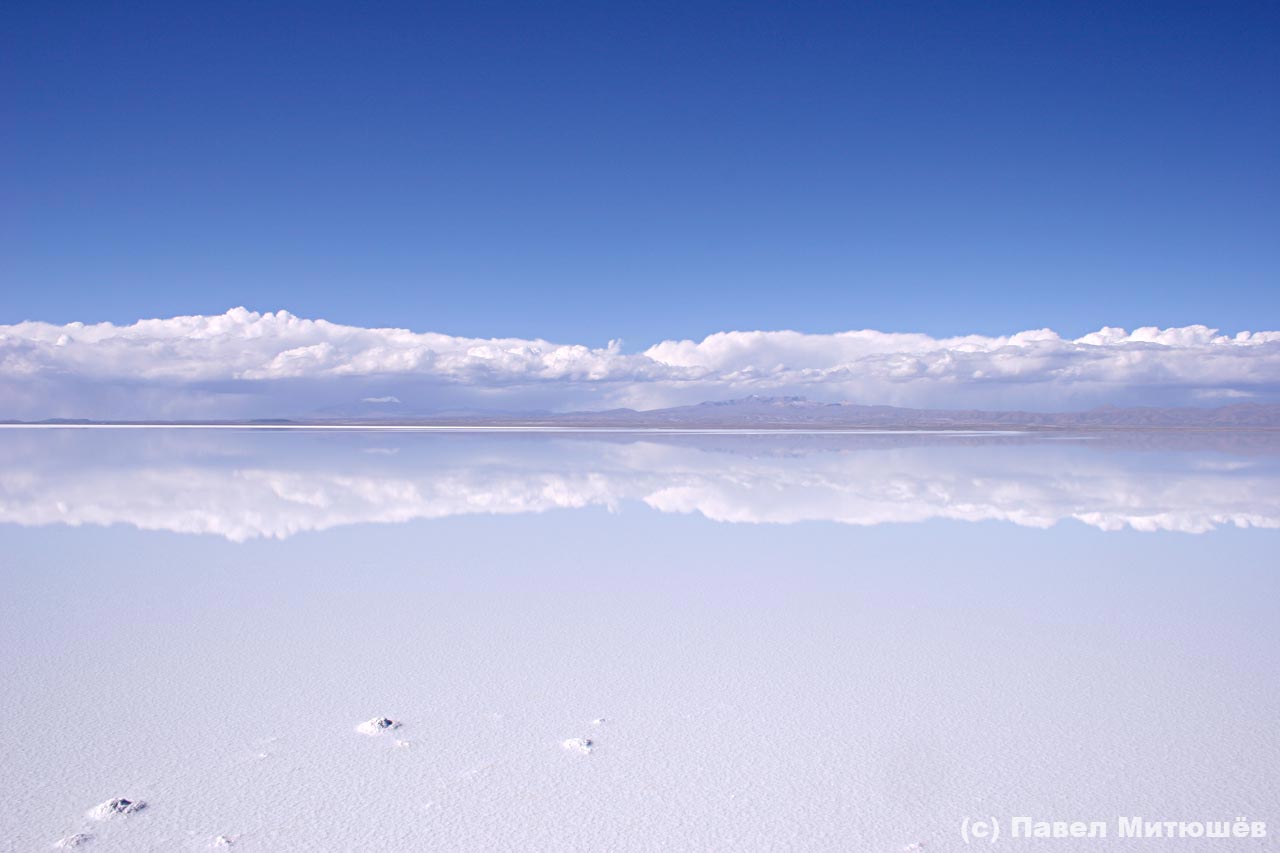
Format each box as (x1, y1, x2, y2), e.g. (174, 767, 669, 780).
(1, 428, 1278, 540)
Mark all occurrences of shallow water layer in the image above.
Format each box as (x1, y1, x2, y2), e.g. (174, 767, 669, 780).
(1, 430, 1277, 851)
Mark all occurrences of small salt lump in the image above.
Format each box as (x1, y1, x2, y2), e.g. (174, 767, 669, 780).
(561, 737, 595, 754)
(355, 716, 402, 735)
(86, 797, 146, 820)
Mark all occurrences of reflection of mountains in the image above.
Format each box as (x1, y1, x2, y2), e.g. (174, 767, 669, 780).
(1, 431, 1278, 540)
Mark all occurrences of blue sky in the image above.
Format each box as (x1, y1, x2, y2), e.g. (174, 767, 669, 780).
(4, 0, 1277, 347)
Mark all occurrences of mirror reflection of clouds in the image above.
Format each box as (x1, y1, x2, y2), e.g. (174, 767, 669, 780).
(1, 430, 1277, 541)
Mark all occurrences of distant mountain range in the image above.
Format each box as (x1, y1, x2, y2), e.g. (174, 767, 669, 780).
(316, 395, 1280, 429)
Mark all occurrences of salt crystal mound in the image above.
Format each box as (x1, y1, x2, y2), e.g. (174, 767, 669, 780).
(86, 797, 146, 820)
(561, 737, 594, 754)
(54, 834, 93, 848)
(355, 717, 401, 735)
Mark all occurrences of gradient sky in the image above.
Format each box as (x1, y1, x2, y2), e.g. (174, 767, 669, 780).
(4, 0, 1277, 347)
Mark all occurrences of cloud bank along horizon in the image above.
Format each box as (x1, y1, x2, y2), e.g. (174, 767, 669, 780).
(1, 307, 1278, 419)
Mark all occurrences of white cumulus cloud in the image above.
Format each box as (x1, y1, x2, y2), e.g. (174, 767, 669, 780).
(1, 307, 1278, 418)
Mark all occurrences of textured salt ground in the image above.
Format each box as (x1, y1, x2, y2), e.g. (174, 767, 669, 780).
(2, 502, 1278, 850)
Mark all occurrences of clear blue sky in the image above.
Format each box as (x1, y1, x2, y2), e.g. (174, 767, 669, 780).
(3, 0, 1277, 346)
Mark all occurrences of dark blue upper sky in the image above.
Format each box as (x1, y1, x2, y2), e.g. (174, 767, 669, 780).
(3, 0, 1277, 346)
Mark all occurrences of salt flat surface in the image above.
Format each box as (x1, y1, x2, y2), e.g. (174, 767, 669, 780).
(0, 431, 1277, 851)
